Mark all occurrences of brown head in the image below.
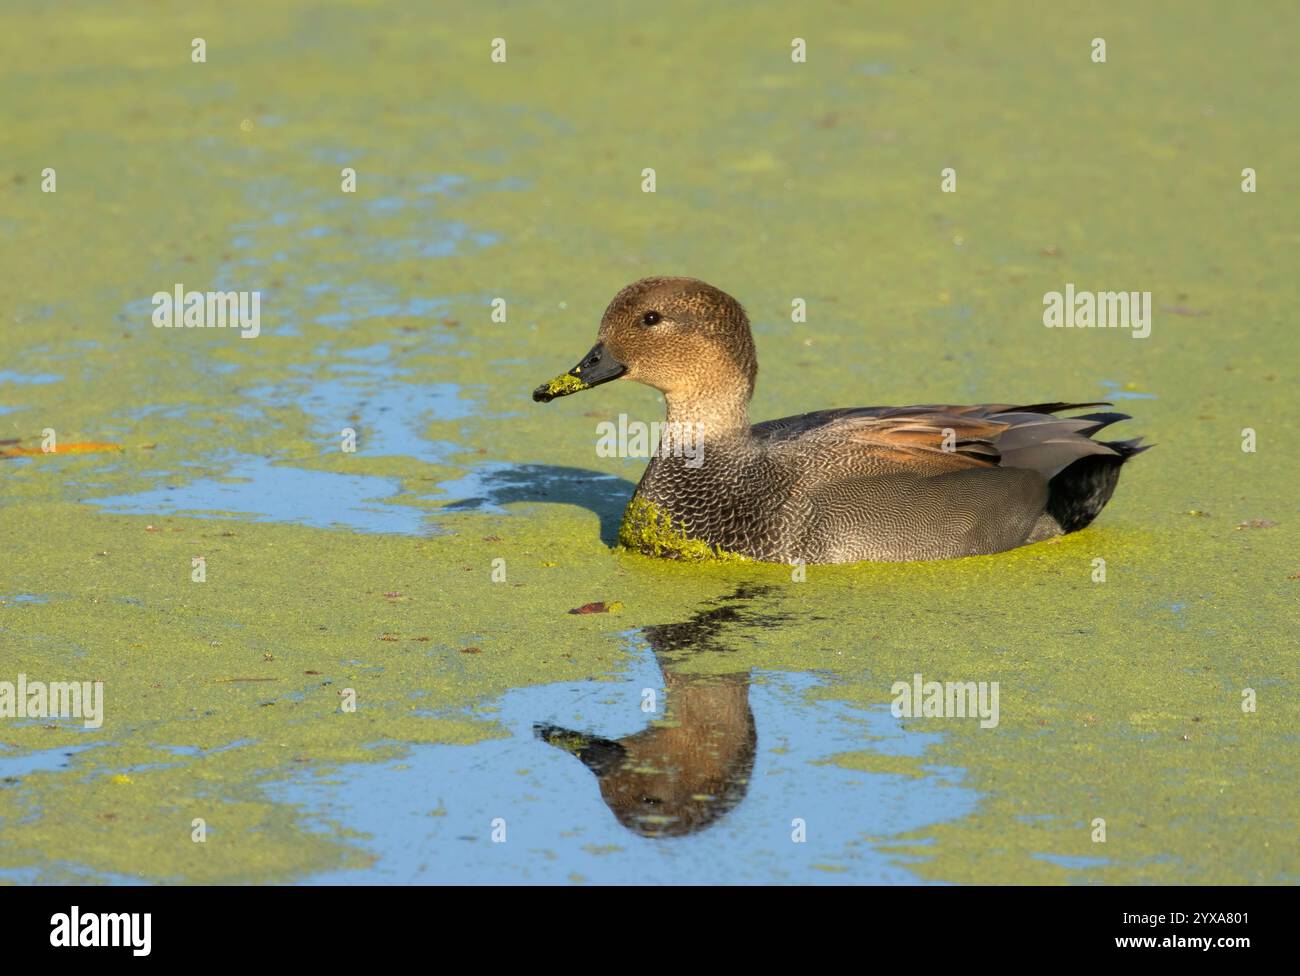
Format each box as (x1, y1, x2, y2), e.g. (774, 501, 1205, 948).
(534, 672, 756, 838)
(532, 277, 758, 413)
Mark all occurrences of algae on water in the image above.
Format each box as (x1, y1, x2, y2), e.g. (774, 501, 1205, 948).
(618, 496, 750, 562)
(0, 0, 1295, 885)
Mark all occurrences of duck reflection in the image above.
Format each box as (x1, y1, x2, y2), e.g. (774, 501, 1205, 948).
(536, 585, 780, 838)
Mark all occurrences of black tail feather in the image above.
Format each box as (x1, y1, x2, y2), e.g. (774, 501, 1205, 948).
(1015, 401, 1113, 413)
(1071, 411, 1132, 437)
(1046, 438, 1148, 533)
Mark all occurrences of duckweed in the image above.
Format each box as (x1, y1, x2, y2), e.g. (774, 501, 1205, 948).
(541, 373, 588, 397)
(0, 0, 1295, 886)
(617, 496, 750, 562)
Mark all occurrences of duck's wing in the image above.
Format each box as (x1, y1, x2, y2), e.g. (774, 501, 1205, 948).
(755, 402, 1135, 479)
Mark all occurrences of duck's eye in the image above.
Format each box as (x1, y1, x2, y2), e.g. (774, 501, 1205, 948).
(641, 311, 662, 326)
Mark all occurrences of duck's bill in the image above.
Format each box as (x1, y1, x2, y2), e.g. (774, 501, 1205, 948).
(534, 723, 627, 774)
(532, 342, 627, 402)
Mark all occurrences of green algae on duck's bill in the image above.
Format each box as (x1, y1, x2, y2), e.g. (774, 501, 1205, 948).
(537, 372, 589, 398)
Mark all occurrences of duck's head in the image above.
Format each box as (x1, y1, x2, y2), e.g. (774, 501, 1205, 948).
(532, 277, 757, 404)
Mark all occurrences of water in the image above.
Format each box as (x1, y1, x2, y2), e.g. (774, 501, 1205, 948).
(275, 664, 975, 884)
(1, 0, 1295, 886)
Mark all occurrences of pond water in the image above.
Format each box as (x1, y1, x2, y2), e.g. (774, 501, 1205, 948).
(0, 0, 1296, 884)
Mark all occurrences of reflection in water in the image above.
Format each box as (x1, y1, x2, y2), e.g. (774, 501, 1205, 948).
(441, 463, 635, 544)
(536, 671, 754, 838)
(536, 585, 783, 838)
(270, 578, 974, 883)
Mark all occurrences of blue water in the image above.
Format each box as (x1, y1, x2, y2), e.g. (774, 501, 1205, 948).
(238, 375, 473, 461)
(91, 453, 428, 535)
(0, 743, 99, 778)
(1033, 853, 1110, 870)
(0, 371, 62, 385)
(1099, 380, 1158, 401)
(271, 648, 978, 885)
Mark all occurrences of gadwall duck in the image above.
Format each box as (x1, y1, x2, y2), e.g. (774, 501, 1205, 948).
(532, 277, 1148, 563)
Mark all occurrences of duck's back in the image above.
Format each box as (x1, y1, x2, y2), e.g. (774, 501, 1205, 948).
(624, 402, 1146, 564)
(754, 402, 1145, 562)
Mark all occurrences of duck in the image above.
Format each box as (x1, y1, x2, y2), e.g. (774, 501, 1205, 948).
(532, 277, 1148, 564)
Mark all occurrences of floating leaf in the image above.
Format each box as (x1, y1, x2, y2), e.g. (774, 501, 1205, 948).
(568, 601, 623, 615)
(1, 441, 123, 458)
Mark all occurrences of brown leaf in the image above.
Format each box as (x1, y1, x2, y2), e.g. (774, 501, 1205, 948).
(1, 441, 123, 458)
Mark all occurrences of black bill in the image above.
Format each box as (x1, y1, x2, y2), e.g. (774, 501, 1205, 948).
(532, 342, 627, 402)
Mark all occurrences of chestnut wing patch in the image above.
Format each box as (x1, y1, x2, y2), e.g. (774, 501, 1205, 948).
(754, 402, 1128, 479)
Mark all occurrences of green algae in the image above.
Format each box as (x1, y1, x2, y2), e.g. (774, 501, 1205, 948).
(617, 496, 751, 562)
(0, 0, 1296, 884)
(539, 372, 588, 397)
